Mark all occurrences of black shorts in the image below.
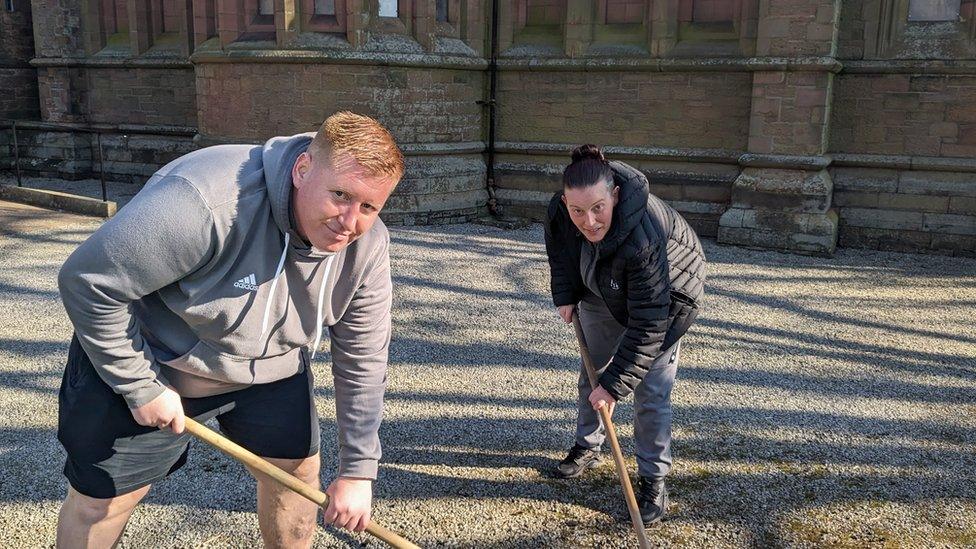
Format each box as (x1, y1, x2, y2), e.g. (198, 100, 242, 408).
(57, 336, 320, 499)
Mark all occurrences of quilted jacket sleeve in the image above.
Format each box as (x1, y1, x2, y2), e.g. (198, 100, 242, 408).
(544, 193, 581, 307)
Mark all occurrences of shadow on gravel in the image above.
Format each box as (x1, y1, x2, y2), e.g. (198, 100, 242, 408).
(394, 274, 550, 305)
(681, 362, 976, 404)
(706, 285, 976, 349)
(387, 338, 570, 370)
(0, 338, 65, 359)
(696, 317, 976, 381)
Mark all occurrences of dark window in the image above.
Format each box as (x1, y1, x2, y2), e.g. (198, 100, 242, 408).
(436, 0, 448, 22)
(314, 0, 335, 15)
(908, 0, 961, 21)
(603, 0, 644, 24)
(102, 0, 129, 38)
(379, 0, 397, 17)
(524, 0, 562, 26)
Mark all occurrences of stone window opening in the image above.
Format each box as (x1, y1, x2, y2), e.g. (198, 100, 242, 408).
(379, 0, 398, 18)
(148, 0, 183, 49)
(678, 0, 740, 41)
(593, 0, 647, 49)
(193, 0, 218, 46)
(372, 0, 413, 36)
(434, 0, 464, 40)
(651, 0, 757, 57)
(5, 0, 14, 12)
(600, 0, 644, 25)
(101, 0, 130, 48)
(302, 0, 345, 33)
(514, 0, 565, 49)
(239, 0, 276, 40)
(866, 0, 976, 58)
(908, 0, 962, 21)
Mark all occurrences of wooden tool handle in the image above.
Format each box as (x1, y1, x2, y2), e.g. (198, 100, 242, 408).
(184, 417, 420, 549)
(572, 312, 652, 549)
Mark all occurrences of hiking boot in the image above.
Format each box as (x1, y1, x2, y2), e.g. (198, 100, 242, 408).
(637, 476, 669, 526)
(555, 444, 602, 478)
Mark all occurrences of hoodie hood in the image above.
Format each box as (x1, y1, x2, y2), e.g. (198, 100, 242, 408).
(262, 132, 315, 246)
(598, 160, 650, 258)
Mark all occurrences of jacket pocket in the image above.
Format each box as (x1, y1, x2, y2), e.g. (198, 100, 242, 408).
(662, 291, 699, 350)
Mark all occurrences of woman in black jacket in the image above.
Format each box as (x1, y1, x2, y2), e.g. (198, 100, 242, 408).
(545, 144, 705, 526)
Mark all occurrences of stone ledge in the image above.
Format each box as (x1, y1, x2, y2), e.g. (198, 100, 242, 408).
(496, 56, 842, 73)
(739, 153, 831, 171)
(190, 49, 488, 70)
(30, 56, 193, 69)
(495, 141, 742, 164)
(832, 153, 976, 173)
(0, 185, 116, 218)
(0, 120, 197, 137)
(0, 60, 34, 69)
(841, 59, 976, 75)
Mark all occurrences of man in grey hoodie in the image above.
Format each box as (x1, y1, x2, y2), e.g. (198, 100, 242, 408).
(55, 112, 404, 548)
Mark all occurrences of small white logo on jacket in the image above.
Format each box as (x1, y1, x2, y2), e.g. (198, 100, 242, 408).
(609, 278, 620, 291)
(234, 274, 259, 291)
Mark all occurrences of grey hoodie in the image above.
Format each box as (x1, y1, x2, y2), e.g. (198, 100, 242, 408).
(58, 133, 391, 479)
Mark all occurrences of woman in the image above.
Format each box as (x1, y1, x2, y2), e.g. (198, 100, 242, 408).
(544, 144, 706, 525)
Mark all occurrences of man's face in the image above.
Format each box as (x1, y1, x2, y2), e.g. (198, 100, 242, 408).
(291, 151, 396, 253)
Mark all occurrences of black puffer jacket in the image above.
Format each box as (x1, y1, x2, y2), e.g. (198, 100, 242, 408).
(545, 161, 706, 400)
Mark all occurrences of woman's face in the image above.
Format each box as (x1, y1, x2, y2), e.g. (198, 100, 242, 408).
(562, 179, 619, 243)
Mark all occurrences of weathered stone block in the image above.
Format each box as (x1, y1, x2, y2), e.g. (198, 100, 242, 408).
(923, 213, 976, 236)
(949, 196, 976, 215)
(877, 193, 950, 213)
(729, 167, 833, 213)
(839, 207, 924, 231)
(833, 191, 879, 208)
(838, 226, 933, 253)
(898, 171, 976, 197)
(930, 233, 976, 256)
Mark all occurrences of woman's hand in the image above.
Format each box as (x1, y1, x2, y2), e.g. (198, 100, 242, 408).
(556, 304, 575, 324)
(589, 385, 616, 417)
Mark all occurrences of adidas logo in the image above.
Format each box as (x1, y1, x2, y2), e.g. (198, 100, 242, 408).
(234, 273, 259, 292)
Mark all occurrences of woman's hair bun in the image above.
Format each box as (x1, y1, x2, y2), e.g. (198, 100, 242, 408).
(570, 144, 605, 164)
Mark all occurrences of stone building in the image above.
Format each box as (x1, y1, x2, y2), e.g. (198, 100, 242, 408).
(1, 0, 974, 256)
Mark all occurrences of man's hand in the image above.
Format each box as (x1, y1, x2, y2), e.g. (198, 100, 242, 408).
(589, 385, 616, 417)
(131, 387, 185, 434)
(323, 477, 372, 532)
(556, 304, 575, 324)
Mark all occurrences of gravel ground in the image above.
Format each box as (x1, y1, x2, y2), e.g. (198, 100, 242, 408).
(1, 199, 974, 548)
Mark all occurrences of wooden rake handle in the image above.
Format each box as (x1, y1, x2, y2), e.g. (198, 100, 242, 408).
(571, 312, 652, 549)
(184, 417, 421, 549)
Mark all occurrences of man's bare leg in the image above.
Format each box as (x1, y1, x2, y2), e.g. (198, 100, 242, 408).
(56, 485, 151, 549)
(248, 454, 321, 549)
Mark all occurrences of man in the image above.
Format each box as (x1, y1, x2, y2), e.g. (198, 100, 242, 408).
(55, 112, 404, 548)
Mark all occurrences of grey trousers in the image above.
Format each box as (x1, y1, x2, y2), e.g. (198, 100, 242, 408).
(576, 298, 679, 479)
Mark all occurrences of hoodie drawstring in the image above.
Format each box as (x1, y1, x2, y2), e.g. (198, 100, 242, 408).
(261, 232, 290, 336)
(310, 254, 336, 359)
(260, 232, 336, 360)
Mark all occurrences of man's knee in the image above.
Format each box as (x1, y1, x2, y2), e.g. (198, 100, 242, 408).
(262, 454, 321, 485)
(62, 485, 149, 524)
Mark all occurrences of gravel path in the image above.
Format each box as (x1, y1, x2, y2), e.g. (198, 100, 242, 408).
(1, 199, 974, 548)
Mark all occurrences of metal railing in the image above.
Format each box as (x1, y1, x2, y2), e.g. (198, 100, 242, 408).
(2, 118, 110, 202)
